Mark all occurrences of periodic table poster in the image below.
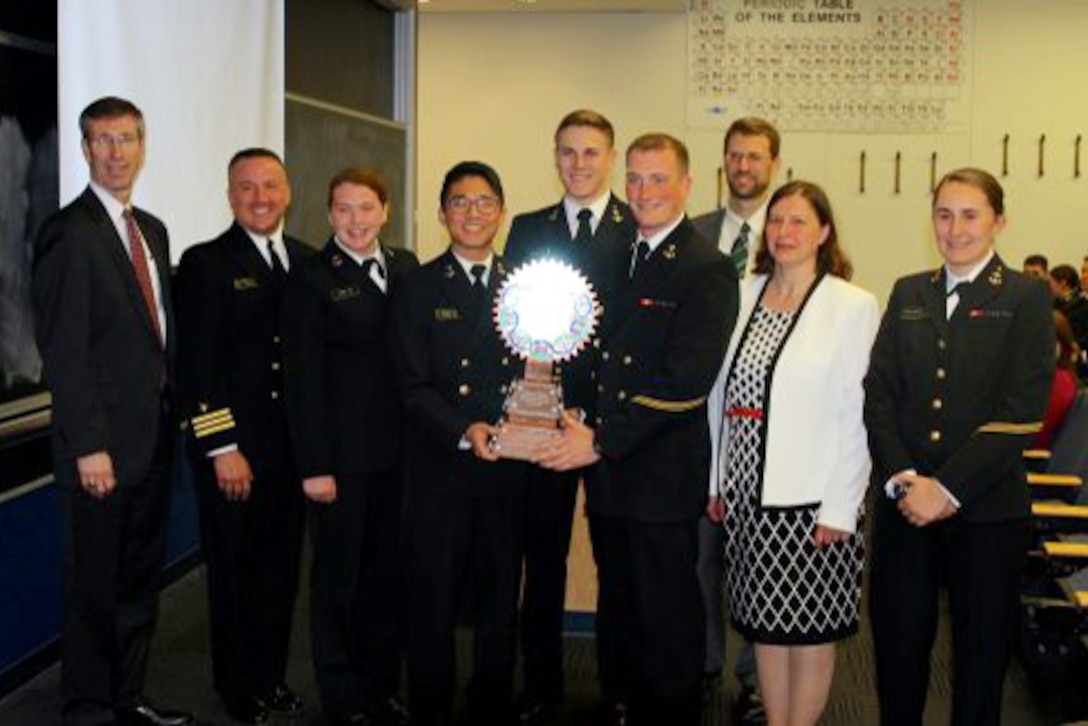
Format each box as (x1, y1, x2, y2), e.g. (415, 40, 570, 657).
(688, 0, 972, 133)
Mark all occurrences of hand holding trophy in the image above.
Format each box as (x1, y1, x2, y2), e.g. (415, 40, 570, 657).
(491, 258, 600, 461)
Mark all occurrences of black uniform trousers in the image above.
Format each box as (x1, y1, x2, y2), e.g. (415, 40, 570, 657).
(307, 473, 402, 718)
(195, 442, 304, 702)
(519, 466, 579, 700)
(869, 497, 1028, 726)
(589, 513, 705, 726)
(406, 483, 525, 725)
(60, 410, 172, 726)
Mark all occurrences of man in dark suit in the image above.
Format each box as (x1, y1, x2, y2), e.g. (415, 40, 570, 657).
(691, 116, 780, 719)
(865, 168, 1054, 725)
(540, 134, 738, 725)
(175, 149, 309, 725)
(33, 96, 192, 726)
(281, 167, 416, 726)
(390, 161, 527, 726)
(503, 109, 635, 721)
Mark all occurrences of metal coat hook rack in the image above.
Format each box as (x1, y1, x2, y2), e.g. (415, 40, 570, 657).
(1002, 134, 1010, 177)
(1038, 134, 1046, 178)
(859, 151, 866, 194)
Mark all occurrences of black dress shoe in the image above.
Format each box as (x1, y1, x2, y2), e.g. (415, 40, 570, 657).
(116, 697, 193, 726)
(515, 693, 558, 723)
(221, 693, 269, 724)
(258, 683, 305, 716)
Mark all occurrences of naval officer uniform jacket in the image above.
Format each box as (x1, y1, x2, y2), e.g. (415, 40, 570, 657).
(864, 254, 1054, 725)
(503, 192, 635, 700)
(587, 216, 738, 723)
(389, 248, 527, 722)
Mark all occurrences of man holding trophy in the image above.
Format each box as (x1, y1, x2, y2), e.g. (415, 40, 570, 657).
(537, 133, 739, 725)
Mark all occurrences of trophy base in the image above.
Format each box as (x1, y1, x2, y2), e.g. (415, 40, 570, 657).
(492, 421, 561, 462)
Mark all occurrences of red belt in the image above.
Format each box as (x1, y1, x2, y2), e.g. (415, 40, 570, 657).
(726, 407, 764, 419)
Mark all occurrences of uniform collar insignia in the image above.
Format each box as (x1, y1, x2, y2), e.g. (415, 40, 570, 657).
(611, 204, 624, 224)
(548, 206, 560, 222)
(331, 253, 344, 267)
(988, 264, 1004, 286)
(662, 243, 677, 260)
(496, 260, 508, 276)
(929, 269, 942, 285)
(443, 263, 456, 279)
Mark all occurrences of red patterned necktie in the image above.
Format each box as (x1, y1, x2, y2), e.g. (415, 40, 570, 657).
(123, 209, 163, 345)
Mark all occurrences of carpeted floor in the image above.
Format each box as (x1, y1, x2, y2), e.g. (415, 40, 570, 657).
(0, 556, 1079, 725)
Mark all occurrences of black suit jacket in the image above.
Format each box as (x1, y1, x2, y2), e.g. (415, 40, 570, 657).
(389, 249, 523, 497)
(282, 240, 418, 478)
(504, 195, 636, 415)
(586, 218, 738, 522)
(175, 222, 311, 476)
(864, 256, 1054, 522)
(33, 187, 174, 486)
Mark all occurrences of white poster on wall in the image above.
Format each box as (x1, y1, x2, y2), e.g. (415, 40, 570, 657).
(688, 0, 972, 134)
(58, 0, 285, 261)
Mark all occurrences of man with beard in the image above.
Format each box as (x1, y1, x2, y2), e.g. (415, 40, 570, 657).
(692, 116, 781, 723)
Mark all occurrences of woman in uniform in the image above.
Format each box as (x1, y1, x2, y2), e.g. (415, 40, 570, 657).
(282, 167, 417, 726)
(864, 168, 1054, 725)
(708, 180, 879, 725)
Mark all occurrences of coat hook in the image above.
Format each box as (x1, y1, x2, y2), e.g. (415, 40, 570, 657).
(894, 151, 902, 195)
(717, 166, 725, 209)
(1002, 134, 1010, 177)
(1076, 134, 1082, 179)
(930, 152, 938, 193)
(859, 151, 866, 194)
(1038, 134, 1046, 178)
(787, 167, 794, 182)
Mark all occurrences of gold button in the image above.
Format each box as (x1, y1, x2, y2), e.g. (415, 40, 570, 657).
(595, 416, 602, 425)
(937, 339, 946, 350)
(272, 362, 281, 370)
(936, 368, 946, 380)
(458, 384, 471, 396)
(597, 384, 604, 393)
(929, 429, 941, 442)
(594, 339, 601, 348)
(500, 385, 508, 395)
(273, 335, 281, 344)
(618, 390, 627, 401)
(932, 398, 943, 410)
(623, 355, 633, 365)
(501, 357, 509, 366)
(602, 351, 610, 361)
(460, 358, 470, 368)
(271, 391, 280, 400)
(590, 371, 597, 380)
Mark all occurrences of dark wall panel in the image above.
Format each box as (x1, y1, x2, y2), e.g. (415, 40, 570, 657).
(286, 0, 395, 118)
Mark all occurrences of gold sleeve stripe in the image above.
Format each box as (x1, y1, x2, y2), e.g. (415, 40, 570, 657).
(193, 420, 236, 438)
(192, 408, 233, 426)
(977, 421, 1043, 435)
(630, 395, 708, 413)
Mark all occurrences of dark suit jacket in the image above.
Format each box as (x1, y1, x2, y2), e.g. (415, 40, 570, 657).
(864, 256, 1055, 522)
(389, 249, 523, 497)
(33, 187, 174, 486)
(690, 209, 726, 251)
(282, 240, 418, 479)
(175, 222, 310, 476)
(586, 218, 738, 522)
(504, 195, 636, 415)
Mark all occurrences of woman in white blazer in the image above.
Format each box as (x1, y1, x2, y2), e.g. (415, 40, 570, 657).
(706, 181, 879, 725)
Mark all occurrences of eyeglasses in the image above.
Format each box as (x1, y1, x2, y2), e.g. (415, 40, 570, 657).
(726, 151, 771, 165)
(447, 195, 501, 215)
(87, 133, 140, 149)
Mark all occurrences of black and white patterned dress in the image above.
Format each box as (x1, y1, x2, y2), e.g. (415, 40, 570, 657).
(723, 304, 863, 645)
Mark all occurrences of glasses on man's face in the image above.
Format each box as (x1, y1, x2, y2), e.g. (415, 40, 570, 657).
(87, 133, 140, 150)
(726, 151, 771, 165)
(447, 194, 501, 215)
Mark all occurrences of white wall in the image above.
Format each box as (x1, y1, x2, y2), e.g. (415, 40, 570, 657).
(418, 2, 1088, 304)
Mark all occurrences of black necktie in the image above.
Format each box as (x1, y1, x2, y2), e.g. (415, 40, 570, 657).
(630, 240, 650, 279)
(362, 258, 386, 292)
(268, 239, 287, 283)
(574, 208, 593, 246)
(731, 222, 750, 278)
(470, 263, 488, 311)
(946, 280, 969, 298)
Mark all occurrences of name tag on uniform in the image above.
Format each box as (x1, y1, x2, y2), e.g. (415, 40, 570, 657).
(435, 307, 461, 322)
(233, 276, 260, 291)
(899, 306, 928, 321)
(330, 285, 361, 302)
(968, 308, 1013, 320)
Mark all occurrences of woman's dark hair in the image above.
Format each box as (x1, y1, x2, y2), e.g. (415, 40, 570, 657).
(753, 180, 853, 280)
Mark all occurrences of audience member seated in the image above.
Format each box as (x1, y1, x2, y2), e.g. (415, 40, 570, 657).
(1036, 311, 1081, 449)
(1050, 264, 1088, 358)
(1023, 253, 1049, 280)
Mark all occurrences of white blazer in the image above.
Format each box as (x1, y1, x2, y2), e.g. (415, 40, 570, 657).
(707, 273, 880, 533)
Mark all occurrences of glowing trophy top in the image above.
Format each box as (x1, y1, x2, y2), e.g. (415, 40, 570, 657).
(494, 258, 600, 363)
